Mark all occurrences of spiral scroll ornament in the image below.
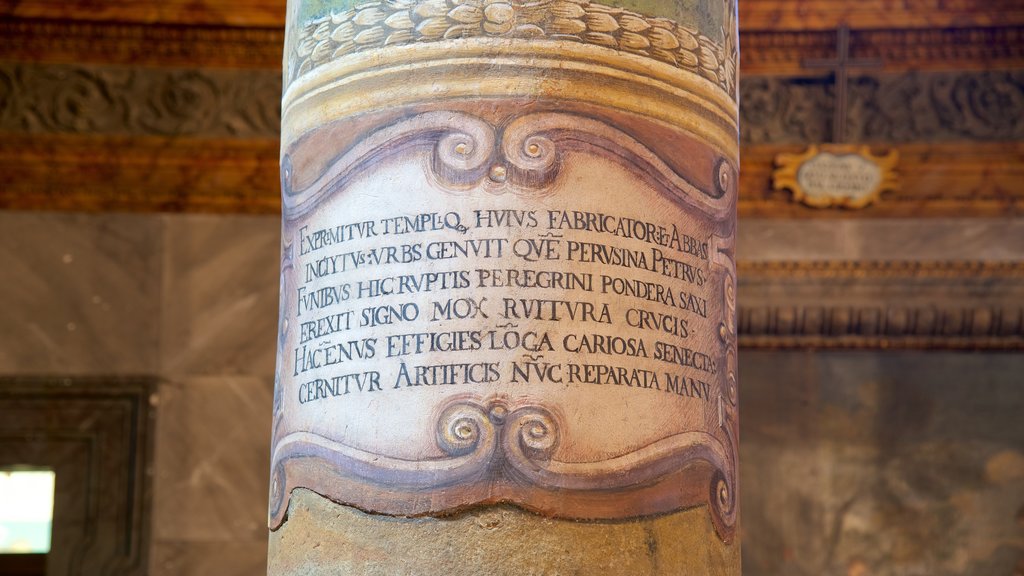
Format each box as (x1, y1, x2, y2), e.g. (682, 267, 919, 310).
(432, 123, 497, 187)
(437, 402, 497, 456)
(501, 119, 561, 189)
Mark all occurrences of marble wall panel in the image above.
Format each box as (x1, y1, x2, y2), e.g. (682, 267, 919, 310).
(149, 374, 272, 570)
(740, 351, 1024, 576)
(0, 212, 161, 374)
(150, 540, 268, 576)
(152, 215, 278, 575)
(150, 375, 272, 542)
(159, 214, 280, 378)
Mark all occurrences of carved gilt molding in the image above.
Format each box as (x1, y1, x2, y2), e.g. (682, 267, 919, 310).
(0, 0, 287, 27)
(0, 63, 281, 138)
(737, 261, 1024, 350)
(738, 261, 1024, 280)
(740, 70, 1024, 145)
(3, 63, 1021, 146)
(739, 0, 1024, 32)
(0, 18, 285, 69)
(741, 26, 1024, 75)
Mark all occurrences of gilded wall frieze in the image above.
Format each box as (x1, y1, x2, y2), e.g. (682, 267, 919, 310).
(738, 0, 1024, 32)
(737, 261, 1024, 280)
(740, 27, 1024, 76)
(3, 64, 1021, 145)
(0, 63, 282, 138)
(739, 70, 1024, 145)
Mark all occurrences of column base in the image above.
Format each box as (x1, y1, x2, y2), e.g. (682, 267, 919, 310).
(269, 488, 740, 575)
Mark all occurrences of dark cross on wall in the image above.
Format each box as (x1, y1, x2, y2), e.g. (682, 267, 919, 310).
(803, 25, 883, 143)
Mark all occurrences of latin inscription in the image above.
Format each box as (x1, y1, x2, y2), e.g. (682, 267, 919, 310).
(286, 209, 720, 407)
(797, 152, 882, 199)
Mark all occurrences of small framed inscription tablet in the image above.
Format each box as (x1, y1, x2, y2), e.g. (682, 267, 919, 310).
(774, 145, 899, 209)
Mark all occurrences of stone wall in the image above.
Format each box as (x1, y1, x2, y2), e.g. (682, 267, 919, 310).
(0, 212, 278, 574)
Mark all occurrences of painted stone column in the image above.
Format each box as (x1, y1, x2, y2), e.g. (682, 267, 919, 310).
(270, 0, 739, 573)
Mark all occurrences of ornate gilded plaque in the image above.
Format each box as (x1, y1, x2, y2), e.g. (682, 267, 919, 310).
(271, 0, 740, 543)
(773, 144, 900, 209)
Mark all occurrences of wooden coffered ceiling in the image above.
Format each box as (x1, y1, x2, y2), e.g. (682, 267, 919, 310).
(0, 0, 1022, 216)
